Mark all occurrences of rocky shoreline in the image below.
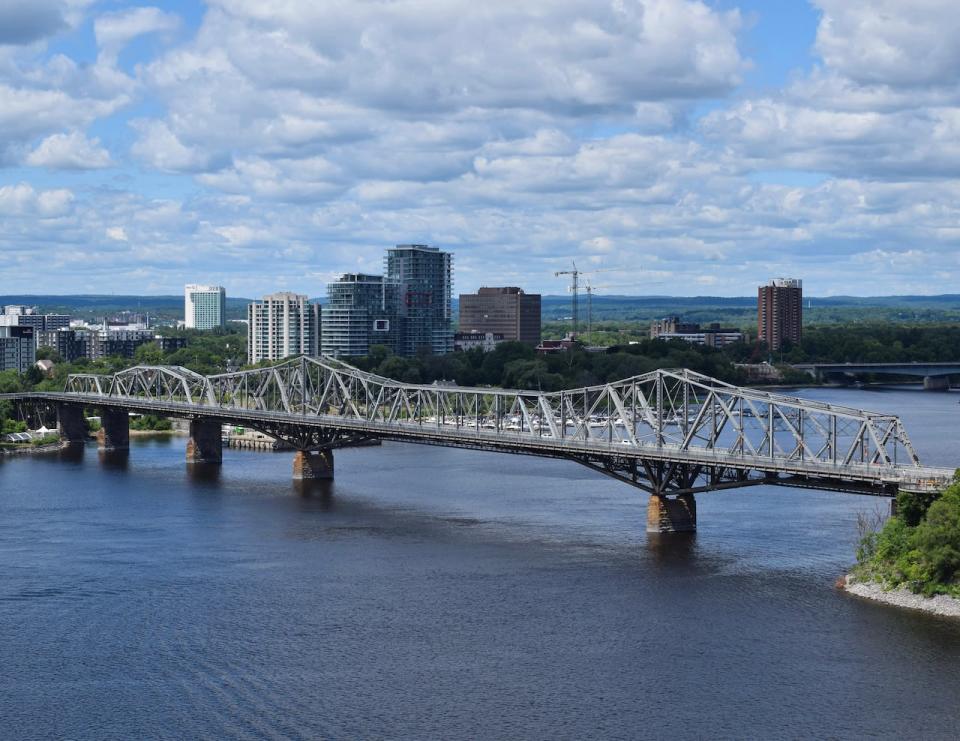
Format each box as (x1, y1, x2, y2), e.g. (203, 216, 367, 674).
(843, 575, 960, 619)
(0, 441, 66, 456)
(2, 429, 185, 455)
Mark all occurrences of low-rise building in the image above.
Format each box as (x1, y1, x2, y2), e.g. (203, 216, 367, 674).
(454, 331, 504, 352)
(735, 362, 783, 383)
(156, 336, 188, 354)
(84, 330, 186, 360)
(37, 328, 90, 362)
(650, 316, 701, 339)
(536, 337, 580, 354)
(650, 317, 744, 348)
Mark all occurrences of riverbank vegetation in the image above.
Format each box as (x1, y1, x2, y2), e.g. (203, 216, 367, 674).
(854, 478, 960, 598)
(0, 433, 60, 451)
(767, 325, 960, 365)
(546, 321, 960, 364)
(348, 340, 746, 390)
(130, 415, 173, 431)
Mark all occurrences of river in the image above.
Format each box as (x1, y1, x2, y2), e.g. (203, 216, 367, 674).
(1, 385, 959, 739)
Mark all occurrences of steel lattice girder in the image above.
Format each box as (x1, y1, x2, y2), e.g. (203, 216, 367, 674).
(60, 356, 936, 494)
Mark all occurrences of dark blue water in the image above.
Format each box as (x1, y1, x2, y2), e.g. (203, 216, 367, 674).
(1, 386, 959, 740)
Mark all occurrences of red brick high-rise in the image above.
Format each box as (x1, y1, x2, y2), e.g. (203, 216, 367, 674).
(758, 278, 802, 350)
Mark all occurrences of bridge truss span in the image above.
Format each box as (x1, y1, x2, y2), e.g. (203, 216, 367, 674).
(54, 355, 950, 499)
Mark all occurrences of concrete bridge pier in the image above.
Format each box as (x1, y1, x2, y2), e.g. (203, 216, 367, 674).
(97, 409, 129, 452)
(923, 376, 950, 391)
(293, 449, 334, 480)
(186, 418, 222, 464)
(57, 404, 88, 447)
(646, 494, 696, 533)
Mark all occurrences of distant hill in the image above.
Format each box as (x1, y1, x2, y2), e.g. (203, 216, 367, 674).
(2, 293, 959, 326)
(537, 294, 960, 327)
(0, 295, 254, 320)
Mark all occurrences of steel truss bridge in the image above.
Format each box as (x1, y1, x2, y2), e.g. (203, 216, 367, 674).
(5, 356, 951, 509)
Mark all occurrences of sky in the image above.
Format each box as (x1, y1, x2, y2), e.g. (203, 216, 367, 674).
(1, 0, 958, 298)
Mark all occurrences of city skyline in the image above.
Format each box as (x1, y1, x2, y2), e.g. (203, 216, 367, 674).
(2, 1, 959, 297)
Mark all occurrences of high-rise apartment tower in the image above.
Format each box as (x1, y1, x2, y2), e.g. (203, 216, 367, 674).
(385, 245, 453, 356)
(321, 274, 399, 357)
(247, 292, 320, 364)
(758, 278, 802, 351)
(0, 326, 36, 373)
(459, 287, 541, 345)
(184, 284, 226, 330)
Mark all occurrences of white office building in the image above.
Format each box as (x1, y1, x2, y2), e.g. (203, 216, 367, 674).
(247, 292, 320, 364)
(184, 284, 226, 330)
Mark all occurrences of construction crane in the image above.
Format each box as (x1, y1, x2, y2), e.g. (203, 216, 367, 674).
(584, 279, 665, 345)
(584, 281, 632, 346)
(553, 262, 618, 339)
(554, 261, 581, 338)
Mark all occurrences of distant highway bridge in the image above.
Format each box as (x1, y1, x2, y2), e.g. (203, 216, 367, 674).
(793, 362, 960, 390)
(3, 356, 953, 533)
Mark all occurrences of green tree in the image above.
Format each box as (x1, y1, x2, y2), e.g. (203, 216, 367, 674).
(134, 341, 164, 365)
(36, 347, 63, 363)
(855, 476, 960, 597)
(909, 487, 960, 592)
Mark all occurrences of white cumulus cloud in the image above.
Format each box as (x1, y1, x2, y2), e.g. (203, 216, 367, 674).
(94, 6, 180, 57)
(26, 130, 112, 169)
(813, 0, 960, 89)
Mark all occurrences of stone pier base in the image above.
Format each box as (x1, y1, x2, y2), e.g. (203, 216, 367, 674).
(646, 494, 697, 533)
(97, 409, 129, 452)
(923, 375, 950, 391)
(58, 404, 88, 447)
(293, 449, 334, 480)
(186, 418, 222, 464)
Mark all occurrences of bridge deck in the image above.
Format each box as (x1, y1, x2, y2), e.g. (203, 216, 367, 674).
(5, 390, 951, 496)
(794, 362, 960, 377)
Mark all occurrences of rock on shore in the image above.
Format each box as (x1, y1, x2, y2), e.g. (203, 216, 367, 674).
(0, 441, 65, 456)
(844, 576, 960, 618)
